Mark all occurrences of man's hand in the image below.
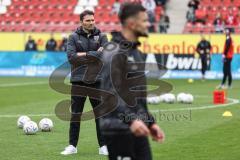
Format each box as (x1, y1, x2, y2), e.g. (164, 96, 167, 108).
(130, 120, 150, 137)
(98, 47, 104, 52)
(77, 52, 86, 57)
(149, 124, 165, 143)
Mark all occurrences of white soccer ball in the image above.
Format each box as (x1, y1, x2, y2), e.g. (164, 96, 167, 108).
(159, 95, 165, 102)
(39, 118, 53, 132)
(147, 96, 153, 104)
(164, 93, 176, 103)
(23, 121, 38, 135)
(17, 116, 31, 128)
(184, 94, 194, 104)
(177, 93, 186, 103)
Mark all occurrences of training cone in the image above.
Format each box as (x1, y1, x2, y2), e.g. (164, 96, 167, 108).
(222, 111, 233, 117)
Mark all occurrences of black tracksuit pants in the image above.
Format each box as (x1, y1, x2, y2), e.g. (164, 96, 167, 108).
(221, 58, 232, 86)
(200, 55, 208, 76)
(69, 81, 105, 147)
(106, 134, 152, 160)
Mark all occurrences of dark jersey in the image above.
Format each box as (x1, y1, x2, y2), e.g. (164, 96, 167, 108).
(197, 40, 211, 56)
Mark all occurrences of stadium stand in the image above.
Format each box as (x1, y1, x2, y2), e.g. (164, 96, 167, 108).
(183, 0, 240, 33)
(0, 0, 165, 32)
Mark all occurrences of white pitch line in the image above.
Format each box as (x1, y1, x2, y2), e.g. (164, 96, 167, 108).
(151, 98, 239, 112)
(0, 98, 239, 118)
(0, 114, 55, 118)
(0, 81, 48, 87)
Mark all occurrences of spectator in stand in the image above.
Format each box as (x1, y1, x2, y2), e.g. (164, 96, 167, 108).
(25, 36, 37, 51)
(155, 0, 167, 6)
(46, 33, 57, 51)
(111, 0, 121, 14)
(225, 10, 237, 33)
(148, 10, 156, 32)
(186, 7, 195, 23)
(142, 0, 157, 32)
(159, 10, 170, 33)
(188, 0, 199, 11)
(213, 13, 225, 33)
(59, 34, 68, 52)
(186, 0, 199, 23)
(142, 0, 156, 13)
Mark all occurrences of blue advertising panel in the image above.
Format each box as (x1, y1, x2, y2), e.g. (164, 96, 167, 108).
(0, 52, 239, 79)
(0, 52, 69, 77)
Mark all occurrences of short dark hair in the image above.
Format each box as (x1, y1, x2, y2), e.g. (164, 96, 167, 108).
(80, 10, 94, 21)
(118, 2, 146, 25)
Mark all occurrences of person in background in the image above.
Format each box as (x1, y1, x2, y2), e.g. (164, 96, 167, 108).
(25, 35, 37, 51)
(225, 10, 237, 33)
(155, 0, 167, 6)
(142, 0, 156, 13)
(188, 0, 199, 11)
(111, 0, 121, 14)
(46, 33, 57, 51)
(59, 34, 68, 52)
(213, 13, 225, 33)
(217, 29, 234, 89)
(159, 10, 170, 33)
(196, 35, 212, 80)
(142, 0, 157, 32)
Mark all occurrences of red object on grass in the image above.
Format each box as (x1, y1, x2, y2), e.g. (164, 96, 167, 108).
(213, 90, 226, 104)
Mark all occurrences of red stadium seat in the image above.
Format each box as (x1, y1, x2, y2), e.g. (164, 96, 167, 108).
(183, 23, 193, 33)
(0, 0, 164, 32)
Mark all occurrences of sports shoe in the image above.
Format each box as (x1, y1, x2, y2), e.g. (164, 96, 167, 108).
(227, 85, 232, 89)
(61, 145, 77, 155)
(216, 84, 225, 89)
(99, 145, 109, 156)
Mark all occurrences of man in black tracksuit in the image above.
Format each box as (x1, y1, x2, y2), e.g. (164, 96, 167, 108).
(99, 3, 165, 160)
(196, 35, 211, 80)
(61, 10, 108, 155)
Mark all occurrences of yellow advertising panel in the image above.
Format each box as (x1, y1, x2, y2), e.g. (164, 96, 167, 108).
(0, 33, 239, 54)
(139, 34, 240, 54)
(0, 32, 69, 51)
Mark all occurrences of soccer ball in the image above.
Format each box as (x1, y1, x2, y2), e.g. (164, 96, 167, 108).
(159, 95, 165, 102)
(177, 93, 186, 103)
(164, 93, 176, 103)
(177, 93, 194, 104)
(17, 116, 31, 128)
(184, 94, 194, 104)
(23, 121, 38, 135)
(39, 118, 53, 132)
(147, 95, 161, 104)
(147, 96, 153, 104)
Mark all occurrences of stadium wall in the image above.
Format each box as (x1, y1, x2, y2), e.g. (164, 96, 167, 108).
(0, 32, 67, 51)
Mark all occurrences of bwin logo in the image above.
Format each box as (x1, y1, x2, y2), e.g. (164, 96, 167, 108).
(117, 156, 131, 160)
(166, 54, 202, 70)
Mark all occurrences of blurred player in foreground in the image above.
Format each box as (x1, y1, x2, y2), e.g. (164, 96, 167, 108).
(217, 29, 234, 89)
(100, 3, 165, 160)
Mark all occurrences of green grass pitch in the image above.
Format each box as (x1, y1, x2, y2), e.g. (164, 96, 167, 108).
(0, 77, 239, 160)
